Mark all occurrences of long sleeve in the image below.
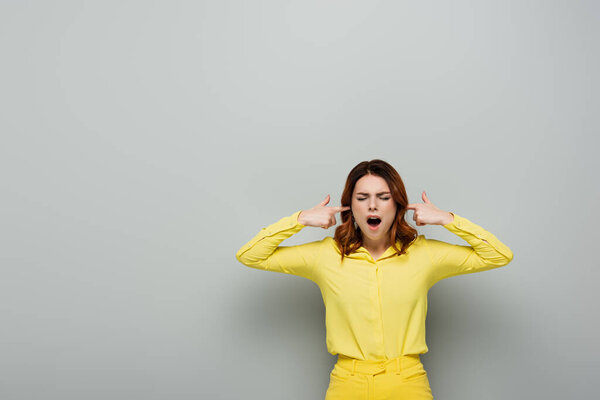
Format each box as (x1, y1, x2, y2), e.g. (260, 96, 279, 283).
(235, 210, 324, 282)
(425, 212, 514, 287)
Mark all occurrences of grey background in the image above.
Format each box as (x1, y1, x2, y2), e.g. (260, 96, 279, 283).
(1, 1, 598, 399)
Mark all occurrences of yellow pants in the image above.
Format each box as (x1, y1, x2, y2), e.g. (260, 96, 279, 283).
(325, 354, 434, 400)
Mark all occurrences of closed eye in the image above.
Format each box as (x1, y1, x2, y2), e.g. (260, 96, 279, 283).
(358, 197, 391, 201)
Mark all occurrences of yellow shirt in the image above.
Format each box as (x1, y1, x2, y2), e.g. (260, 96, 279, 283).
(235, 210, 514, 361)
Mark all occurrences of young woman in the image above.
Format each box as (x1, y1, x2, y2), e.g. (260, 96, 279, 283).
(235, 159, 514, 400)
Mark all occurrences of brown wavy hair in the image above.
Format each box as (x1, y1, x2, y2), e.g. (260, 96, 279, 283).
(334, 159, 418, 262)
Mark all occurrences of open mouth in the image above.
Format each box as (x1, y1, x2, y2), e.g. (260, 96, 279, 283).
(367, 217, 381, 228)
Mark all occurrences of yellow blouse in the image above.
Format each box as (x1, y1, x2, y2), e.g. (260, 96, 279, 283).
(235, 210, 514, 361)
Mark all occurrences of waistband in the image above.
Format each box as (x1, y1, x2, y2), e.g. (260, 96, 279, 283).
(336, 354, 422, 376)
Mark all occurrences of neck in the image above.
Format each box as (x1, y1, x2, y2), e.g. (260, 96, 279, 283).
(361, 236, 391, 252)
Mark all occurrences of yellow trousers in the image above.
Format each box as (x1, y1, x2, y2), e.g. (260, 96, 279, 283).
(325, 354, 434, 400)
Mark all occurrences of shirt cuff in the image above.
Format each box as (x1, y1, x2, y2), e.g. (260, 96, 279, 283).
(443, 212, 486, 240)
(294, 210, 306, 228)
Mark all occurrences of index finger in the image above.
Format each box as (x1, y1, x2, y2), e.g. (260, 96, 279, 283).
(331, 206, 351, 213)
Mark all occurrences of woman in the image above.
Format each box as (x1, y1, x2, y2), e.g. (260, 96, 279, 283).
(235, 159, 514, 400)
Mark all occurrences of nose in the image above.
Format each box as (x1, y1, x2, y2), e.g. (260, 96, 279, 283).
(369, 198, 377, 211)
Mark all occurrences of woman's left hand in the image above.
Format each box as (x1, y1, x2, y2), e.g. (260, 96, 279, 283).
(406, 191, 454, 226)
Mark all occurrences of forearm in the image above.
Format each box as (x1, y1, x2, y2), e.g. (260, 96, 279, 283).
(441, 213, 513, 263)
(236, 210, 305, 266)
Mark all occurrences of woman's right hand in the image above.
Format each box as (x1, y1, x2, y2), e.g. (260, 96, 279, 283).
(298, 194, 351, 229)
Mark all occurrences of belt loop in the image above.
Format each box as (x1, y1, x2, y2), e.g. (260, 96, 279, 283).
(351, 359, 356, 376)
(395, 357, 400, 375)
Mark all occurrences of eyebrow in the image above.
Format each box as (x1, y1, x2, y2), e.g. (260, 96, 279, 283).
(356, 192, 391, 195)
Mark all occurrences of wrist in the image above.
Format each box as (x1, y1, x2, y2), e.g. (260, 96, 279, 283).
(297, 211, 306, 225)
(440, 211, 454, 225)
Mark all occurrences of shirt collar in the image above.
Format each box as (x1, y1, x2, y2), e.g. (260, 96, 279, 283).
(331, 237, 419, 262)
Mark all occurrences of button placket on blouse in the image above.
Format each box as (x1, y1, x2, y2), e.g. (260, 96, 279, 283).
(373, 259, 386, 357)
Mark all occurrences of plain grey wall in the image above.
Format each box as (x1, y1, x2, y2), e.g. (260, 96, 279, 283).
(1, 1, 598, 399)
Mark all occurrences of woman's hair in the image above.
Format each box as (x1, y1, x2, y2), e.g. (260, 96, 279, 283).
(334, 159, 418, 262)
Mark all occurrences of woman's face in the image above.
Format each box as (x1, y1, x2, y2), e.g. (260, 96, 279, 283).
(351, 174, 397, 241)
